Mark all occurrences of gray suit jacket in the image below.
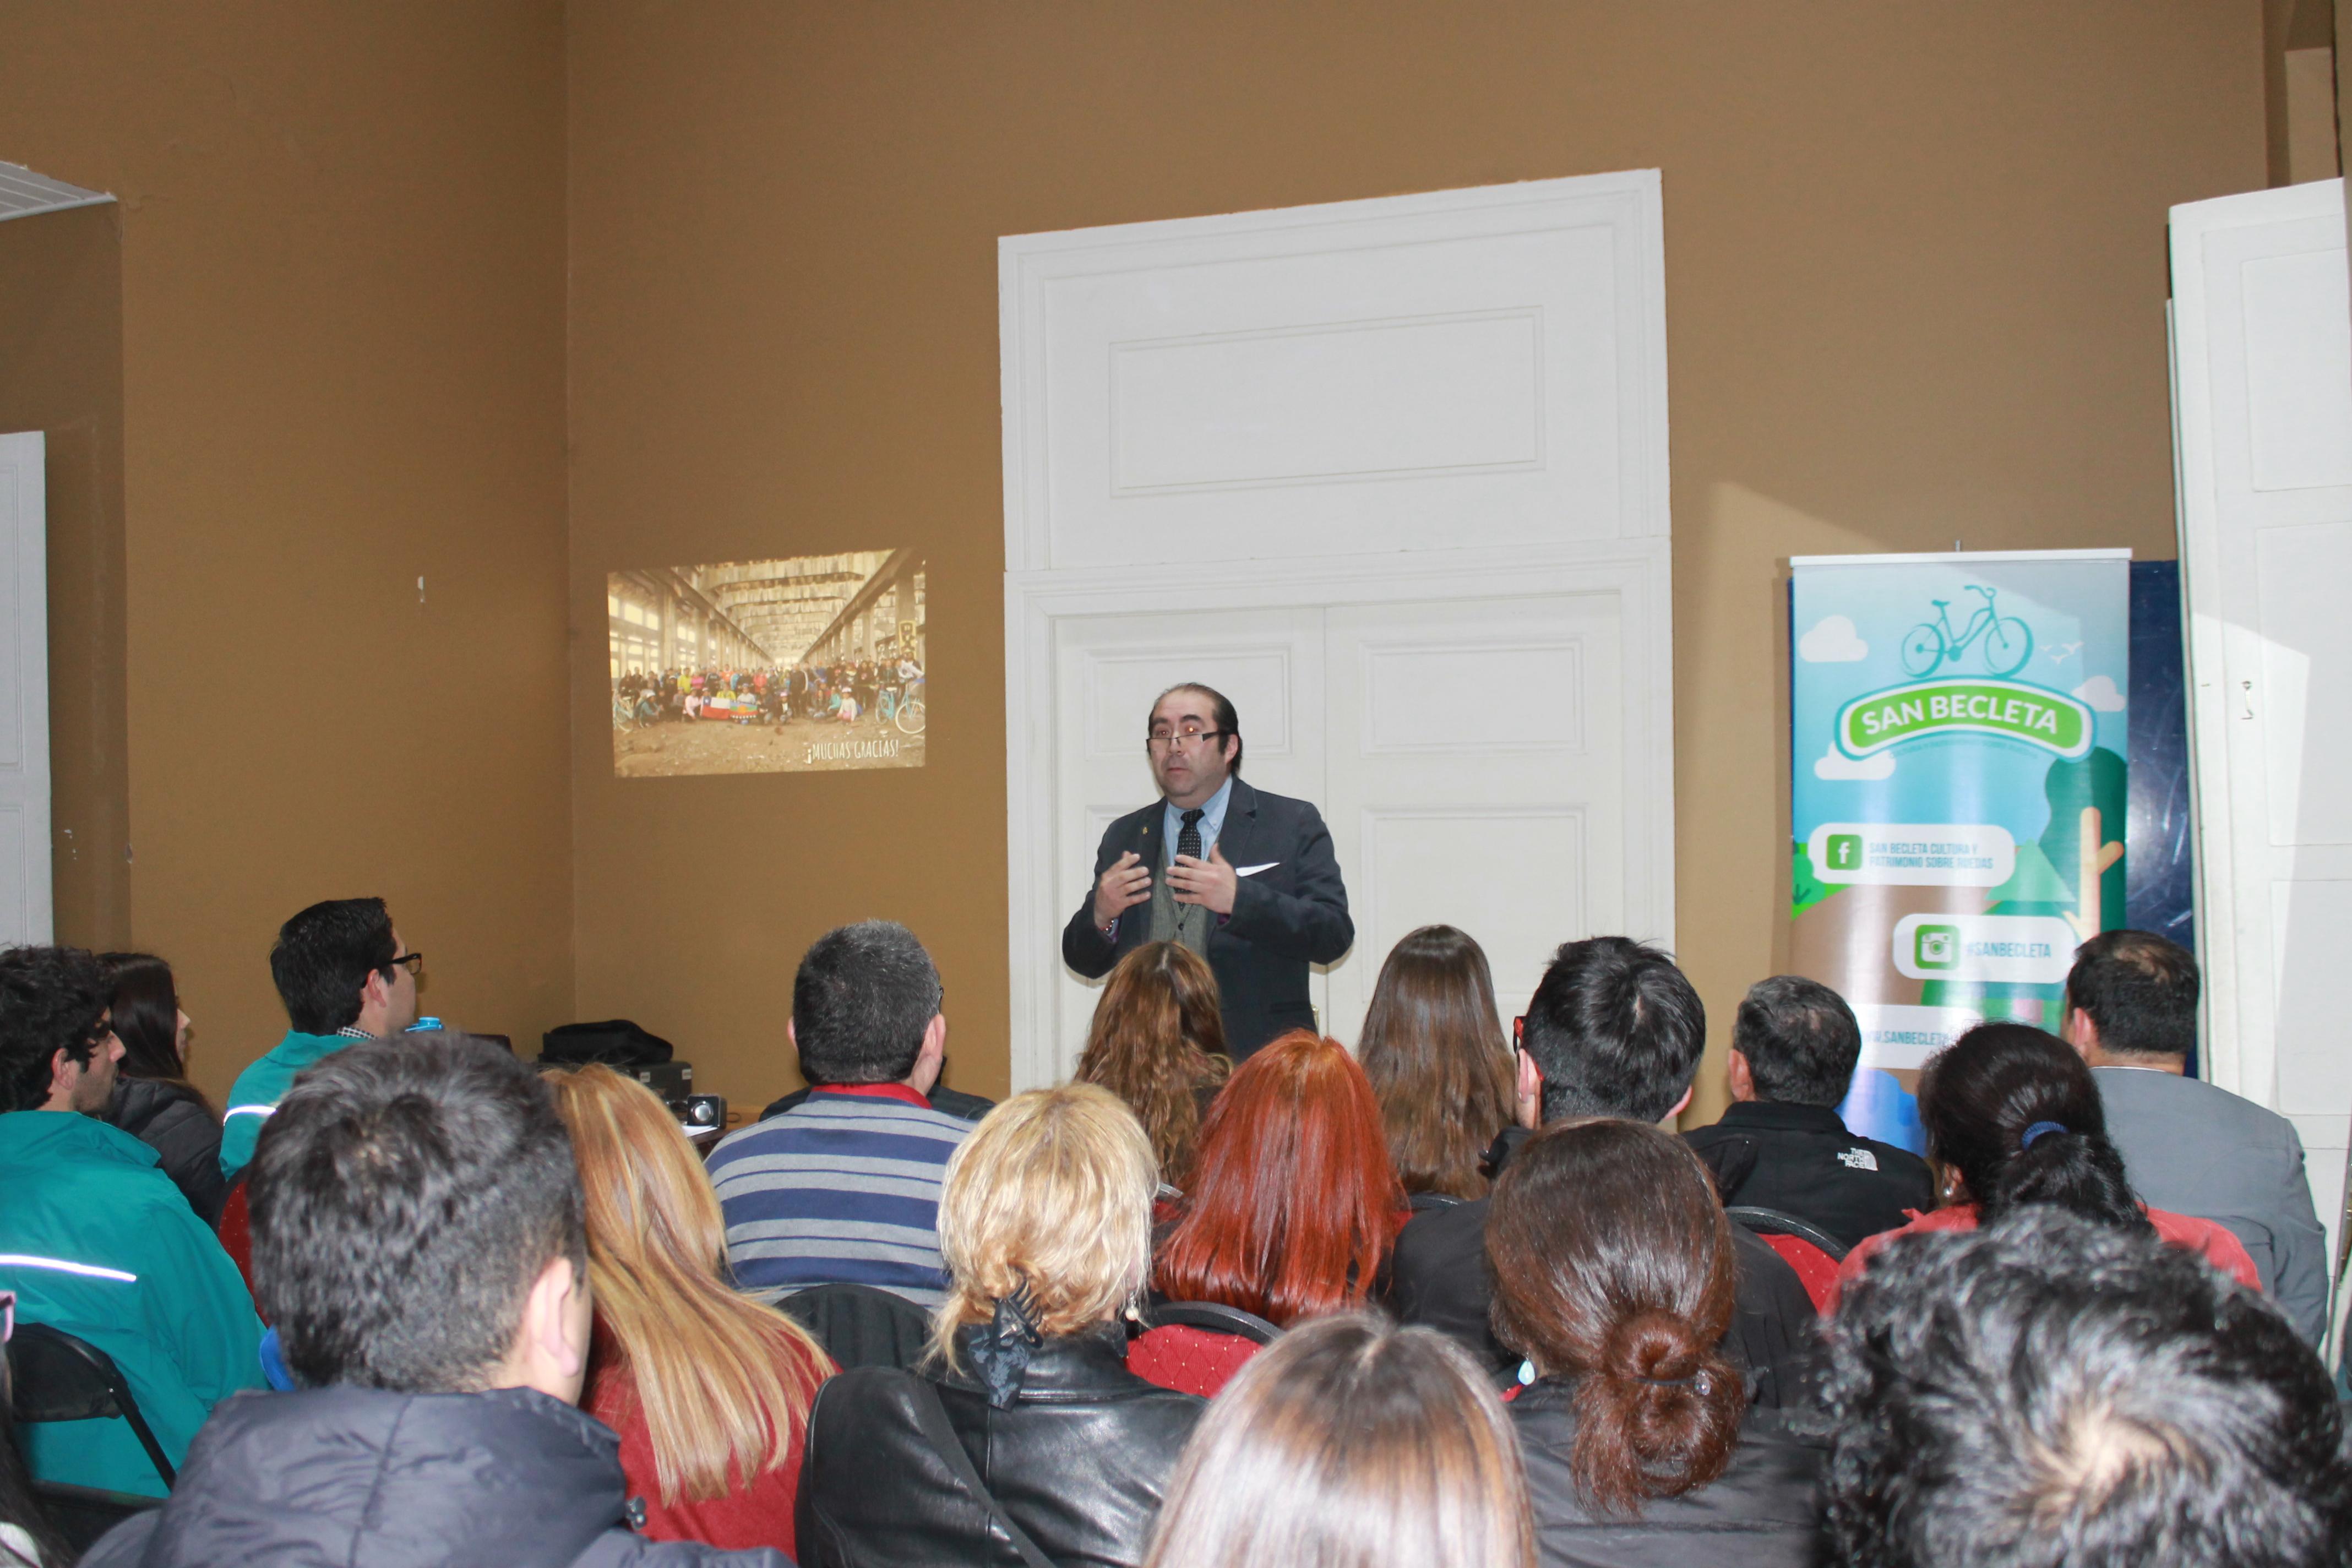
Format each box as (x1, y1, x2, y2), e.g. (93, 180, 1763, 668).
(2095, 1065, 2331, 1344)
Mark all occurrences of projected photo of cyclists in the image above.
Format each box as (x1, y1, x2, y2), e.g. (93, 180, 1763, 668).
(608, 551, 926, 779)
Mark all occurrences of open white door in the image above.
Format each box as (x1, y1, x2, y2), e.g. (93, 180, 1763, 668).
(0, 433, 51, 946)
(2169, 179, 2351, 1265)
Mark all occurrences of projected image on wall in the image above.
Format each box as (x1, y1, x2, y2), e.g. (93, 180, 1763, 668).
(609, 551, 925, 778)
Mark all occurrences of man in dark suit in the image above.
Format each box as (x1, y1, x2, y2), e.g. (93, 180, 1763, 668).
(1061, 683, 1352, 1059)
(1684, 974, 1933, 1251)
(2066, 929, 2329, 1346)
(1385, 938, 1821, 1409)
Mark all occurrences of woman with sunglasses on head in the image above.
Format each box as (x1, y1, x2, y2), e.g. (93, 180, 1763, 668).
(98, 953, 226, 1227)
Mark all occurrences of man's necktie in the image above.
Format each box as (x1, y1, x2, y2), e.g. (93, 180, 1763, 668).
(1178, 808, 1205, 862)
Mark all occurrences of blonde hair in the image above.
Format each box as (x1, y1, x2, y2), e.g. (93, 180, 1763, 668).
(932, 1082, 1156, 1363)
(1143, 1314, 1536, 1568)
(544, 1065, 832, 1505)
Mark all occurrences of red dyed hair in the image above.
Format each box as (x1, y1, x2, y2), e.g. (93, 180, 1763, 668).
(1153, 1031, 1406, 1326)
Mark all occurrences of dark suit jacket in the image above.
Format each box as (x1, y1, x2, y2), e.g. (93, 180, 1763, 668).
(2094, 1065, 2331, 1345)
(1061, 777, 1353, 1059)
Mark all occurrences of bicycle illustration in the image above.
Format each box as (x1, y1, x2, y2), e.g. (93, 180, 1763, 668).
(1900, 585, 2032, 678)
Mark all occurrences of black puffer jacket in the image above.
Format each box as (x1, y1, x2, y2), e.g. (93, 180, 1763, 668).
(105, 1076, 227, 1227)
(797, 1323, 1203, 1568)
(1510, 1379, 1826, 1568)
(78, 1385, 787, 1567)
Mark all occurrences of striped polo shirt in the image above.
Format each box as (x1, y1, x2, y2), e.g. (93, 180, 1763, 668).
(707, 1082, 973, 1309)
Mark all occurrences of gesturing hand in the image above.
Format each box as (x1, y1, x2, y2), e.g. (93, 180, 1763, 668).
(1092, 851, 1152, 930)
(1168, 842, 1239, 917)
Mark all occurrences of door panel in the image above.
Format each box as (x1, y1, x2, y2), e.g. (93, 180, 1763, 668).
(0, 434, 48, 947)
(1323, 594, 1623, 1040)
(2169, 179, 2352, 1266)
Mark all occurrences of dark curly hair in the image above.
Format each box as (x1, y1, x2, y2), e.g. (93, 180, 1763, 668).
(1821, 1208, 2352, 1568)
(0, 945, 113, 1113)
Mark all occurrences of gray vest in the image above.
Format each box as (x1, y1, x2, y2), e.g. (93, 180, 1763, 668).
(1147, 830, 1212, 956)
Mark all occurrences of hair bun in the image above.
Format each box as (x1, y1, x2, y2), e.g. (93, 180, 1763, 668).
(1601, 1306, 1703, 1389)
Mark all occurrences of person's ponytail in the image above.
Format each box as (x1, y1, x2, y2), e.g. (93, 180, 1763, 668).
(1487, 1121, 1746, 1519)
(1571, 1305, 1743, 1516)
(1982, 1121, 2151, 1234)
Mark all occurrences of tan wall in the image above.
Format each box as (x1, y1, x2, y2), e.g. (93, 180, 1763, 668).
(0, 4, 574, 1101)
(567, 3, 2267, 1119)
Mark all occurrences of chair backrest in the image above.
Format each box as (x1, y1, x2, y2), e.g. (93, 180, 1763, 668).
(776, 1282, 934, 1371)
(1143, 1299, 1281, 1344)
(1126, 1323, 1266, 1398)
(1727, 1206, 1848, 1316)
(7, 1324, 177, 1487)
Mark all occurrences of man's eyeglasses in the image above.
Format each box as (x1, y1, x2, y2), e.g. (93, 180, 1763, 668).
(383, 952, 424, 978)
(1145, 728, 1229, 753)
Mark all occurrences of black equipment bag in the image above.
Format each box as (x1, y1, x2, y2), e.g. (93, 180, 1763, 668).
(539, 1019, 673, 1068)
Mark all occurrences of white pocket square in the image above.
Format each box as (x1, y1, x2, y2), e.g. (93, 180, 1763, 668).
(1235, 862, 1279, 876)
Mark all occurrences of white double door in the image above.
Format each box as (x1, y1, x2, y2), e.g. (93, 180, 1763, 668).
(1050, 588, 1623, 1075)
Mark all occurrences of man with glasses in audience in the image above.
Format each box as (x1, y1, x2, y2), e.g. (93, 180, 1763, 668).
(0, 944, 264, 1496)
(219, 896, 422, 1180)
(1062, 682, 1353, 1060)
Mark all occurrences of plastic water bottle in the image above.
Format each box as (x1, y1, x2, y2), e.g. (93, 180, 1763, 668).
(404, 1016, 445, 1034)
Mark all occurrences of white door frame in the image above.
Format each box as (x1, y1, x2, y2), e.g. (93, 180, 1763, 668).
(1000, 176, 1674, 1091)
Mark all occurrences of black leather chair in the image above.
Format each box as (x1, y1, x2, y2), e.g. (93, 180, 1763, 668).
(8, 1322, 176, 1488)
(776, 1282, 934, 1371)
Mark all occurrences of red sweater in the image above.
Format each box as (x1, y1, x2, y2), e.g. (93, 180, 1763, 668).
(1828, 1201, 2262, 1314)
(585, 1358, 812, 1556)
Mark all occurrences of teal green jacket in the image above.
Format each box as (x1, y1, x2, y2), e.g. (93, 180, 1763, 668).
(218, 1030, 357, 1180)
(0, 1110, 266, 1495)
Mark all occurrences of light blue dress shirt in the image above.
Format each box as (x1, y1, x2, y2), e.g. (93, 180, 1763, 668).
(1162, 775, 1234, 863)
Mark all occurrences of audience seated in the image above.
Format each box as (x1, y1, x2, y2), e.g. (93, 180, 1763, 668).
(82, 1033, 783, 1566)
(0, 1291, 70, 1568)
(1832, 1021, 2260, 1302)
(219, 897, 420, 1181)
(1387, 938, 1819, 1407)
(0, 945, 263, 1498)
(1155, 1031, 1404, 1329)
(706, 921, 972, 1308)
(1489, 1120, 1823, 1568)
(2064, 929, 2329, 1344)
(546, 1065, 835, 1555)
(1075, 940, 1231, 1190)
(1140, 1313, 1534, 1568)
(1684, 974, 1931, 1249)
(96, 953, 226, 1228)
(799, 1082, 1202, 1568)
(1355, 924, 1515, 1204)
(1821, 1207, 2352, 1568)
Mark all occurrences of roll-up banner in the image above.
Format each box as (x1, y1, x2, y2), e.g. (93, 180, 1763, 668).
(1788, 550, 2131, 1151)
